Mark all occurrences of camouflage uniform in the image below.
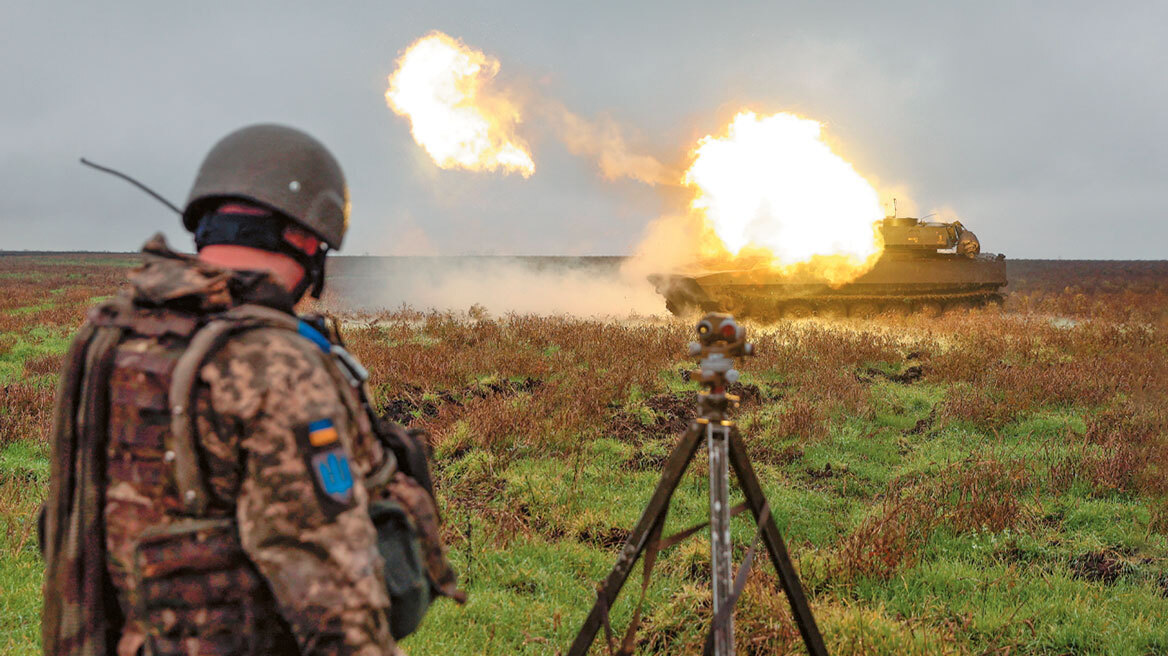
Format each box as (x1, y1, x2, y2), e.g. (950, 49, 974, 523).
(78, 235, 397, 655)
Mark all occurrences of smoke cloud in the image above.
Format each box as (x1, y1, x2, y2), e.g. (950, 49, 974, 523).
(327, 256, 667, 318)
(543, 103, 679, 186)
(622, 212, 709, 280)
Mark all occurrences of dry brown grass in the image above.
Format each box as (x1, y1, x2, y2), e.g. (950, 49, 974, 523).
(833, 490, 941, 582)
(0, 384, 54, 449)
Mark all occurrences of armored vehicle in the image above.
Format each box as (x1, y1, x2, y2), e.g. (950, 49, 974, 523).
(650, 217, 1007, 318)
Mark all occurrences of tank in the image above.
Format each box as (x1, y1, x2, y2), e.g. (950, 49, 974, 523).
(649, 217, 1007, 318)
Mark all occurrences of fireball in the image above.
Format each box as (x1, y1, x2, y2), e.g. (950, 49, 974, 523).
(386, 31, 535, 177)
(684, 111, 884, 284)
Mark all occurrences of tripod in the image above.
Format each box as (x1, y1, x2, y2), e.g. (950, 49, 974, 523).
(568, 314, 827, 656)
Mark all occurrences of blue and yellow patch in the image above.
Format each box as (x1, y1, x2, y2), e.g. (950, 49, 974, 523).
(308, 418, 339, 447)
(298, 418, 355, 515)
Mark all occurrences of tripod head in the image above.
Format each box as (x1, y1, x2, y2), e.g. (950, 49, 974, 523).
(688, 313, 754, 395)
(688, 313, 754, 425)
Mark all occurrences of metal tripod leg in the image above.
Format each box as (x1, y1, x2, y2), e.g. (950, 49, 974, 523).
(567, 422, 705, 656)
(707, 422, 734, 656)
(727, 428, 828, 656)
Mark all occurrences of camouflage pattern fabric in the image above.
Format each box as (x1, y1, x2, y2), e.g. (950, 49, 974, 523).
(197, 323, 392, 654)
(45, 234, 397, 656)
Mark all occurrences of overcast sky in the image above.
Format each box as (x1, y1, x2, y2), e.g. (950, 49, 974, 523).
(2, 0, 1164, 258)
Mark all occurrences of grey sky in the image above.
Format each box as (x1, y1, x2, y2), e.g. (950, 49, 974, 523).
(2, 0, 1164, 258)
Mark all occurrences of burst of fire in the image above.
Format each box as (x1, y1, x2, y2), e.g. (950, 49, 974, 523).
(683, 111, 885, 285)
(386, 31, 535, 177)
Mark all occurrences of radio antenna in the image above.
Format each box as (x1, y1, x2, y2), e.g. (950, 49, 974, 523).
(80, 157, 182, 216)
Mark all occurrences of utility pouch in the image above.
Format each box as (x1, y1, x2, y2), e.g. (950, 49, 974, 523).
(369, 498, 431, 640)
(385, 472, 465, 604)
(131, 518, 291, 656)
(369, 470, 467, 639)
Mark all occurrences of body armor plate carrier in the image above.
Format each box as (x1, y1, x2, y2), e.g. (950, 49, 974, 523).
(96, 299, 300, 655)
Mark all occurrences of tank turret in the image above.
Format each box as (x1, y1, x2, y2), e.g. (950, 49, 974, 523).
(880, 217, 981, 257)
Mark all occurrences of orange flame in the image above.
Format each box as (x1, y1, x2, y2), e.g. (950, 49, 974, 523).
(386, 31, 535, 177)
(683, 111, 884, 285)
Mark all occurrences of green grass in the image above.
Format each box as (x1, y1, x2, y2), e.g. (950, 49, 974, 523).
(0, 441, 49, 654)
(408, 539, 636, 655)
(393, 312, 1166, 654)
(4, 302, 56, 317)
(0, 534, 43, 653)
(0, 325, 72, 384)
(0, 441, 50, 481)
(6, 367, 1166, 655)
(405, 386, 1165, 653)
(857, 554, 1168, 654)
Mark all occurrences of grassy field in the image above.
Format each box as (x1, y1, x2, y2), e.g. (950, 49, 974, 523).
(2, 254, 1167, 654)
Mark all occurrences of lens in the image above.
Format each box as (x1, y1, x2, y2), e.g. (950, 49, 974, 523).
(697, 320, 712, 335)
(720, 321, 737, 338)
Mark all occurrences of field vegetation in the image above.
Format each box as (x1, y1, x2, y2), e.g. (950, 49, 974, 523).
(1, 254, 1166, 654)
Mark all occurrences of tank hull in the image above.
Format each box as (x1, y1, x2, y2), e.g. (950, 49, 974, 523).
(651, 252, 1008, 318)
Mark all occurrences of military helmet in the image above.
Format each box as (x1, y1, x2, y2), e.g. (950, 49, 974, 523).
(182, 124, 349, 250)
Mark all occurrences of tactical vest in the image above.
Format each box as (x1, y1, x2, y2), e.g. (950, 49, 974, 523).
(93, 299, 306, 655)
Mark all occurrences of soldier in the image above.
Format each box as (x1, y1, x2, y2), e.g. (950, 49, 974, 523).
(40, 124, 458, 656)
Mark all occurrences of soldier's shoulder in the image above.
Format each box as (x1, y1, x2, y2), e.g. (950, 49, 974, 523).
(233, 323, 327, 353)
(211, 324, 330, 376)
(200, 323, 340, 414)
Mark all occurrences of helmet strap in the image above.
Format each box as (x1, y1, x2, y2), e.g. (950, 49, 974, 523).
(302, 248, 328, 300)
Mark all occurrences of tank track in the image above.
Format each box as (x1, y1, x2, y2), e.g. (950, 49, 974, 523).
(670, 290, 1004, 319)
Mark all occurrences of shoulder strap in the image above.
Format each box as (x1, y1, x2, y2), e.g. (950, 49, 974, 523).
(167, 304, 369, 515)
(42, 321, 125, 656)
(168, 320, 246, 515)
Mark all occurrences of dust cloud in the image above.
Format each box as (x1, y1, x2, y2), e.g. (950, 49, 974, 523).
(327, 256, 667, 318)
(621, 212, 709, 279)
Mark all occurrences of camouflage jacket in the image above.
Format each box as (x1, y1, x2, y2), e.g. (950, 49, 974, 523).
(46, 234, 397, 656)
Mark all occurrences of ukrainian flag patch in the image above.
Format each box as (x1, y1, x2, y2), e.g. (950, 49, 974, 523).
(298, 418, 354, 515)
(308, 418, 339, 447)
